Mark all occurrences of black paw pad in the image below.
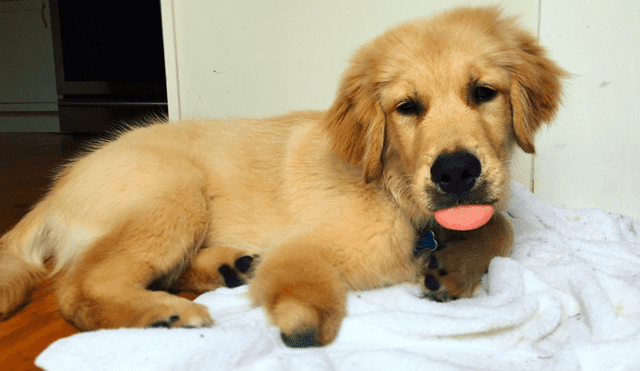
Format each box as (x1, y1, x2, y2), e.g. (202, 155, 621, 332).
(280, 330, 321, 348)
(234, 255, 254, 273)
(218, 264, 244, 288)
(149, 321, 170, 328)
(149, 315, 180, 328)
(425, 274, 440, 291)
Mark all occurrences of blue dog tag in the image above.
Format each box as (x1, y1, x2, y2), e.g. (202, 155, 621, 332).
(414, 230, 438, 256)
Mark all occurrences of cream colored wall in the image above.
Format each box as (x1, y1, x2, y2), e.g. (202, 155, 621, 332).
(536, 0, 640, 221)
(160, 0, 539, 190)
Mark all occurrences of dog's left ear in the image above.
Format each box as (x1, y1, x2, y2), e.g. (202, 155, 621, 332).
(509, 30, 568, 154)
(324, 55, 386, 183)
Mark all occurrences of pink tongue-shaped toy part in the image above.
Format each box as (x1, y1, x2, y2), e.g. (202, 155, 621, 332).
(434, 205, 494, 231)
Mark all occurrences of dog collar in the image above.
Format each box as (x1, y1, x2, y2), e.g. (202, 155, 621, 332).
(414, 230, 438, 256)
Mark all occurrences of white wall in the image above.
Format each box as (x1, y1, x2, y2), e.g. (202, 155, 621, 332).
(160, 0, 539, 188)
(536, 0, 640, 220)
(162, 0, 538, 118)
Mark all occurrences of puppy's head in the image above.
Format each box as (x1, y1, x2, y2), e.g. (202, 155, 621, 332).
(324, 6, 567, 215)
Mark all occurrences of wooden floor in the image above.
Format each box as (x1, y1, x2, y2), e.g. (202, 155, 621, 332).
(0, 133, 198, 370)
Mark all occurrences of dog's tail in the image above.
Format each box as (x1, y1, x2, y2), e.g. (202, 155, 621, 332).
(0, 202, 50, 320)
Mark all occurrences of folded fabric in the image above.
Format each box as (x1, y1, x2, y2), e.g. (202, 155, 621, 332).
(36, 182, 640, 371)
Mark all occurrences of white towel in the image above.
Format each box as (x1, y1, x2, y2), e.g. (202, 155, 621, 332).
(36, 182, 640, 371)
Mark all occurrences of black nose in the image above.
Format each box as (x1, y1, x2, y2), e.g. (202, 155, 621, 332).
(430, 151, 481, 195)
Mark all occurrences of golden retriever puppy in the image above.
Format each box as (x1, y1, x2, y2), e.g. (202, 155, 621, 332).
(0, 7, 565, 347)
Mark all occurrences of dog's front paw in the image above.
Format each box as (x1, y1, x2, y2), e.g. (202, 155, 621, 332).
(255, 278, 346, 348)
(273, 299, 337, 348)
(418, 244, 484, 302)
(418, 214, 514, 302)
(421, 252, 459, 302)
(248, 243, 346, 347)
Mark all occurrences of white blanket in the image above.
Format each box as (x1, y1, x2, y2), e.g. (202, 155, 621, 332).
(36, 182, 640, 371)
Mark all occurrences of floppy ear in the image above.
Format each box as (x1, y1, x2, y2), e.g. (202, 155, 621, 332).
(509, 32, 568, 154)
(324, 59, 386, 183)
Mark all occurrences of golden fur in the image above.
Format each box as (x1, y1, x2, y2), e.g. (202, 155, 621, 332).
(0, 7, 565, 347)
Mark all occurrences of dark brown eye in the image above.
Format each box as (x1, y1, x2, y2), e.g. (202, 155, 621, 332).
(472, 86, 498, 104)
(396, 100, 422, 116)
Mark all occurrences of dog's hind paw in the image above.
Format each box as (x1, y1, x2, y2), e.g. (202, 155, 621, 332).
(218, 254, 259, 288)
(172, 247, 261, 293)
(146, 300, 214, 329)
